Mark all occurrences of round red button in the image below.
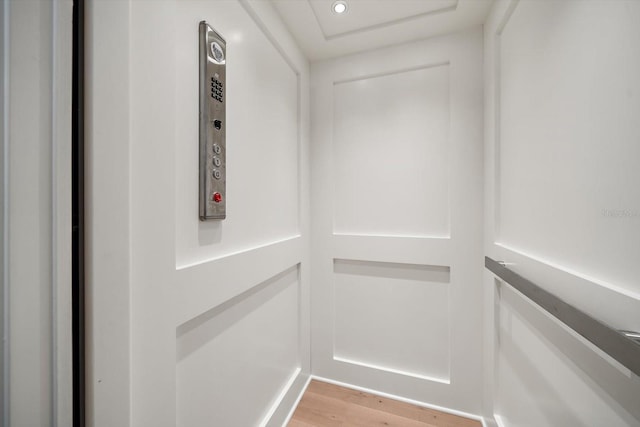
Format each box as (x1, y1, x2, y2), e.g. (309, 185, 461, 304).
(213, 192, 222, 203)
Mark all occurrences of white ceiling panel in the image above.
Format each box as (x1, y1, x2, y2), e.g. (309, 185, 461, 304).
(271, 0, 494, 61)
(308, 0, 457, 38)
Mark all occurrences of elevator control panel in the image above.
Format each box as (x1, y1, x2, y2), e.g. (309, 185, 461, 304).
(199, 21, 226, 220)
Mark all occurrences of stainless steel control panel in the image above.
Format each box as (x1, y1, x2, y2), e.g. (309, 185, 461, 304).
(199, 21, 226, 220)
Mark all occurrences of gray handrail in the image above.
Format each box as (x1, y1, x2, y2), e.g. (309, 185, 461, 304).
(485, 256, 640, 377)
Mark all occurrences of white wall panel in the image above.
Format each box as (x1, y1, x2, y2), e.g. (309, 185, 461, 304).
(88, 0, 310, 426)
(497, 0, 640, 295)
(333, 260, 450, 382)
(495, 283, 640, 427)
(311, 27, 484, 415)
(484, 1, 640, 426)
(174, 0, 300, 268)
(177, 267, 300, 427)
(332, 65, 450, 237)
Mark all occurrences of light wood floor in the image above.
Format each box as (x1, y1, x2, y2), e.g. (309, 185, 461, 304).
(288, 380, 482, 427)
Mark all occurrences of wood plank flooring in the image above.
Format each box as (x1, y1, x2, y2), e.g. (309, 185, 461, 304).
(288, 380, 482, 427)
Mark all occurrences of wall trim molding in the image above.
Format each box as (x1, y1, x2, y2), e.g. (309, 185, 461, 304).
(333, 61, 449, 86)
(263, 369, 310, 427)
(492, 0, 520, 241)
(332, 356, 450, 384)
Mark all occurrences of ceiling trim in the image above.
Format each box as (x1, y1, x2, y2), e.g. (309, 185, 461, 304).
(307, 0, 459, 41)
(333, 60, 450, 85)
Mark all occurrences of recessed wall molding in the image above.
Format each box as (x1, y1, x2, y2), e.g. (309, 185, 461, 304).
(332, 63, 451, 238)
(177, 265, 301, 426)
(331, 234, 452, 269)
(176, 236, 303, 326)
(333, 356, 450, 384)
(493, 0, 520, 241)
(177, 264, 300, 357)
(332, 259, 451, 383)
(177, 234, 301, 271)
(332, 61, 450, 86)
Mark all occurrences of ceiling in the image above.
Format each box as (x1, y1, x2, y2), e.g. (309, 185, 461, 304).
(271, 0, 494, 61)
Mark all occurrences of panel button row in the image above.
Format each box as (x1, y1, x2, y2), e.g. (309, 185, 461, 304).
(210, 77, 224, 102)
(211, 77, 223, 87)
(212, 141, 222, 180)
(211, 79, 222, 93)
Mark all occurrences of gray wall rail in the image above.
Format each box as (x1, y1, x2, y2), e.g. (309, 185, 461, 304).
(485, 256, 640, 378)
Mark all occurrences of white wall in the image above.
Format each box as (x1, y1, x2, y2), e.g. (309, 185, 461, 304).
(87, 1, 640, 426)
(86, 1, 309, 426)
(1, 0, 73, 426)
(484, 1, 640, 426)
(310, 28, 484, 416)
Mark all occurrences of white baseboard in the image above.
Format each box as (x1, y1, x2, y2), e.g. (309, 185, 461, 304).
(262, 368, 311, 427)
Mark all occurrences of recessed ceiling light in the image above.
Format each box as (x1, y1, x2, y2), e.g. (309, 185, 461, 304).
(332, 1, 347, 14)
